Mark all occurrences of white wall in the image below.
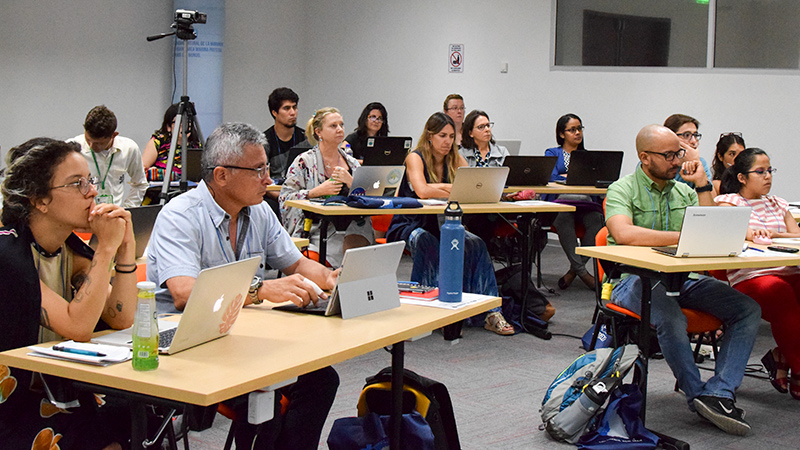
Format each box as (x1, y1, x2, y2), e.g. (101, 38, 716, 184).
(2, 0, 799, 197)
(0, 0, 175, 153)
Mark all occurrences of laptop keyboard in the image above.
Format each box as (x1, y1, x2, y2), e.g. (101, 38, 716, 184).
(158, 327, 177, 348)
(652, 246, 677, 256)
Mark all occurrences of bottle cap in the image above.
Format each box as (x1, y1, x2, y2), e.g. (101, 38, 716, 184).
(137, 281, 157, 290)
(445, 201, 463, 218)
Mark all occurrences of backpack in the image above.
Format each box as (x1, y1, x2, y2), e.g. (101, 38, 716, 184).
(541, 344, 641, 443)
(496, 265, 555, 339)
(358, 367, 460, 450)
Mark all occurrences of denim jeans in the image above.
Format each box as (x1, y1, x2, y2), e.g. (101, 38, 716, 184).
(408, 228, 500, 323)
(613, 274, 760, 408)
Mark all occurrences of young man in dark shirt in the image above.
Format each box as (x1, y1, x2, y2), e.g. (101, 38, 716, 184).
(264, 87, 307, 185)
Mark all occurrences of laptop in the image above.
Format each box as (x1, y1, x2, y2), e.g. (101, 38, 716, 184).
(92, 257, 260, 354)
(448, 166, 509, 204)
(274, 242, 404, 319)
(361, 136, 412, 166)
(558, 150, 623, 187)
(495, 139, 522, 156)
(349, 165, 405, 197)
(89, 204, 163, 259)
(652, 206, 751, 257)
(503, 155, 557, 186)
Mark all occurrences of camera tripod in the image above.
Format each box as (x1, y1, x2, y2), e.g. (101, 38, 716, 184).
(147, 10, 206, 204)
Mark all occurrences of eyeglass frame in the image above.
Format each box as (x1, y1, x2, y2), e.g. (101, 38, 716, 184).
(676, 131, 702, 141)
(474, 122, 495, 131)
(744, 167, 777, 177)
(643, 149, 687, 162)
(50, 176, 98, 196)
(720, 132, 743, 139)
(446, 106, 466, 112)
(564, 125, 584, 134)
(367, 115, 384, 123)
(218, 164, 270, 180)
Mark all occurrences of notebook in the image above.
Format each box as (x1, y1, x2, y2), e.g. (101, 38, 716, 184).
(361, 136, 412, 166)
(349, 165, 405, 197)
(558, 150, 623, 187)
(651, 206, 751, 257)
(92, 256, 260, 354)
(89, 204, 163, 259)
(274, 241, 404, 319)
(503, 155, 557, 186)
(448, 166, 509, 204)
(495, 139, 522, 156)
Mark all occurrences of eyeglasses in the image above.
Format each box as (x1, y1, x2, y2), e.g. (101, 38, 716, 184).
(447, 106, 466, 112)
(51, 176, 97, 196)
(475, 122, 494, 131)
(745, 167, 777, 177)
(219, 164, 270, 179)
(676, 131, 702, 141)
(367, 115, 383, 123)
(720, 132, 742, 139)
(564, 126, 584, 134)
(644, 149, 686, 162)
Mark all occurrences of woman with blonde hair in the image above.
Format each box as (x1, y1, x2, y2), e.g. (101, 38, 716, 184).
(387, 112, 514, 336)
(279, 107, 372, 266)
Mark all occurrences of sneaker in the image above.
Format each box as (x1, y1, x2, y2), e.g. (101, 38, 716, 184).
(693, 395, 751, 436)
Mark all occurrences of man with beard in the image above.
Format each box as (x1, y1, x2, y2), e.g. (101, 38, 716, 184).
(603, 124, 760, 436)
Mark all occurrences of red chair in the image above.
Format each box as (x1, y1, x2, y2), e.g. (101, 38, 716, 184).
(217, 395, 290, 450)
(371, 214, 393, 244)
(588, 227, 722, 370)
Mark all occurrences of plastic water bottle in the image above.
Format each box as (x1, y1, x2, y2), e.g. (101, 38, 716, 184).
(132, 281, 159, 371)
(439, 201, 465, 302)
(343, 143, 353, 157)
(546, 376, 620, 443)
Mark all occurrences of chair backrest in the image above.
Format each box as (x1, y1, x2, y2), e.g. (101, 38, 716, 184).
(371, 214, 393, 233)
(594, 227, 609, 282)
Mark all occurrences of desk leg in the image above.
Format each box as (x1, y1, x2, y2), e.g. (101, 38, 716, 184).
(637, 276, 652, 421)
(390, 342, 404, 450)
(518, 215, 532, 332)
(131, 401, 148, 450)
(318, 218, 329, 264)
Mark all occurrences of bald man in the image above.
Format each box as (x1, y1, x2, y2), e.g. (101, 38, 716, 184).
(604, 125, 760, 436)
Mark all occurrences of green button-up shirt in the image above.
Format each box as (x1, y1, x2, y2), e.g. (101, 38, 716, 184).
(605, 165, 698, 246)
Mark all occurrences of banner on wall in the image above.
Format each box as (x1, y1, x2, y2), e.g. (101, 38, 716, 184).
(174, 0, 224, 139)
(449, 44, 463, 73)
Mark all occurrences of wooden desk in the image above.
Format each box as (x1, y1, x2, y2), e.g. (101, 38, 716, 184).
(575, 243, 800, 435)
(291, 236, 309, 249)
(266, 184, 282, 192)
(0, 297, 500, 449)
(792, 211, 800, 222)
(504, 182, 608, 195)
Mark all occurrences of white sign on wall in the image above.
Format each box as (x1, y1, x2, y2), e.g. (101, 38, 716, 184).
(449, 44, 463, 73)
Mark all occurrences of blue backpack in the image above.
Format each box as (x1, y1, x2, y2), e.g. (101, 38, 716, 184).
(540, 345, 641, 443)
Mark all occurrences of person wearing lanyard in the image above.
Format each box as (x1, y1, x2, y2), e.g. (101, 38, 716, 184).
(147, 122, 340, 449)
(69, 105, 149, 207)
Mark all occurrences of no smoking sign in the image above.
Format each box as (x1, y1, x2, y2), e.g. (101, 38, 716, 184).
(449, 44, 463, 73)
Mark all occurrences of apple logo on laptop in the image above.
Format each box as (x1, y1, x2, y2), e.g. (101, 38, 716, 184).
(373, 180, 381, 190)
(219, 293, 244, 334)
(213, 294, 225, 312)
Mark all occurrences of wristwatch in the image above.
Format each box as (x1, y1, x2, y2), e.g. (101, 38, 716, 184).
(695, 183, 713, 193)
(249, 276, 263, 305)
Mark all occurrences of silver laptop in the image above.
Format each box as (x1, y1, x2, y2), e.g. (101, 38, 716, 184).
(92, 257, 260, 354)
(350, 165, 405, 197)
(89, 204, 163, 259)
(652, 206, 751, 257)
(448, 166, 509, 204)
(495, 139, 522, 156)
(274, 241, 404, 319)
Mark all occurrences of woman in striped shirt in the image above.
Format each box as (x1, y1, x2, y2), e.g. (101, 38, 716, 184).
(716, 147, 800, 399)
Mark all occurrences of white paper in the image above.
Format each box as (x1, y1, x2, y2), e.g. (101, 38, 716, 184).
(28, 340, 131, 365)
(740, 248, 800, 258)
(400, 292, 496, 310)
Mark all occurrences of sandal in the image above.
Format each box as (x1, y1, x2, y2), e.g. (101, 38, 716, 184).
(791, 373, 800, 400)
(761, 348, 789, 394)
(484, 312, 515, 336)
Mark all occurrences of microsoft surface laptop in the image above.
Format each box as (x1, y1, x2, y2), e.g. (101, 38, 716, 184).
(349, 165, 405, 197)
(448, 166, 509, 204)
(362, 136, 412, 166)
(89, 204, 163, 259)
(274, 241, 404, 319)
(559, 150, 623, 187)
(652, 206, 751, 257)
(495, 139, 522, 156)
(92, 257, 260, 354)
(503, 155, 557, 186)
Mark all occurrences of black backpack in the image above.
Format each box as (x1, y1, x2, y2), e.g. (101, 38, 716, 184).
(357, 367, 460, 450)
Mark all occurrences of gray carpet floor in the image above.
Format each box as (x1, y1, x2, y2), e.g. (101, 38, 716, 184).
(180, 239, 795, 449)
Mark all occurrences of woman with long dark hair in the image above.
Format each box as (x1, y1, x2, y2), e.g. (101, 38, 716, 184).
(342, 102, 389, 161)
(711, 132, 746, 194)
(142, 103, 202, 181)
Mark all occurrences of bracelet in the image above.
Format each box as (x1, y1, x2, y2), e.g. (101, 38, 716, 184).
(114, 265, 137, 274)
(115, 262, 137, 269)
(695, 184, 713, 193)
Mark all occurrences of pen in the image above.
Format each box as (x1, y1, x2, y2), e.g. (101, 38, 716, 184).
(746, 246, 764, 253)
(52, 345, 106, 357)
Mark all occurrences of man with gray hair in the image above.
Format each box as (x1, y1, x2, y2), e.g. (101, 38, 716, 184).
(148, 122, 339, 449)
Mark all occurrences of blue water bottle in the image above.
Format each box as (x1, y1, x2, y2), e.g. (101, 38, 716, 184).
(439, 201, 465, 302)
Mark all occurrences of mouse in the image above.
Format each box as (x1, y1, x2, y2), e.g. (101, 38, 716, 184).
(753, 236, 772, 245)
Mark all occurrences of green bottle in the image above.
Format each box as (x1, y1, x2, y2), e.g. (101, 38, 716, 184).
(132, 281, 159, 371)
